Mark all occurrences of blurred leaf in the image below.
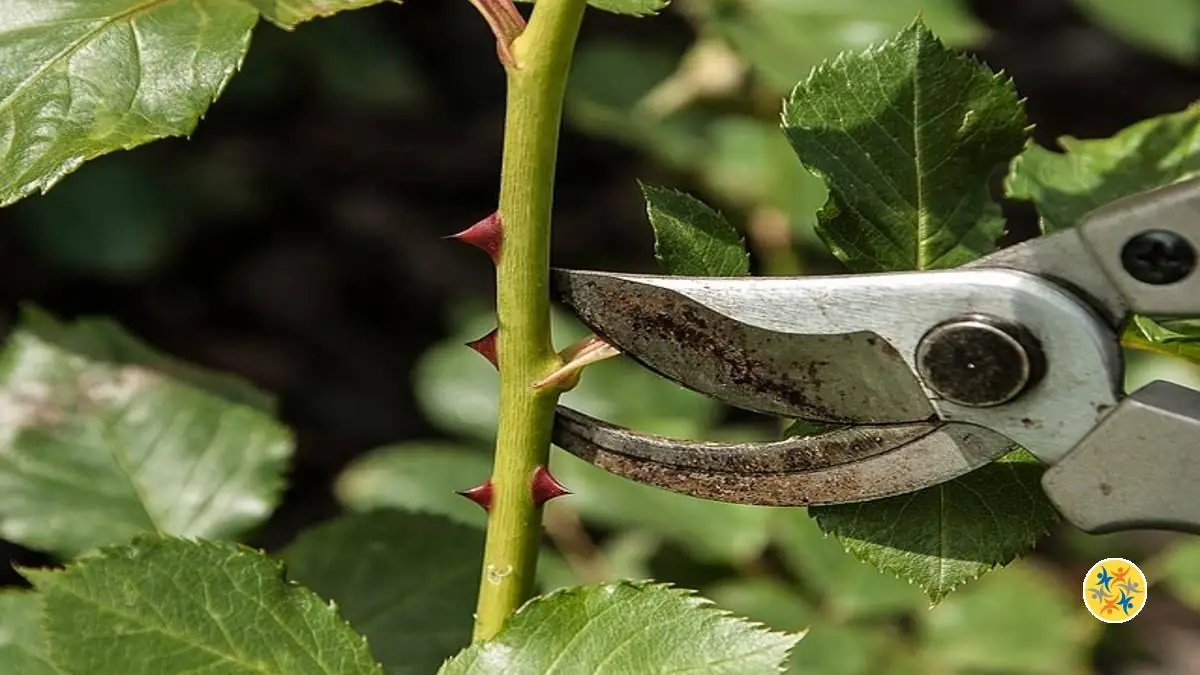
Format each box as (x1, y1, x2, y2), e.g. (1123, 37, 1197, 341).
(520, 0, 669, 17)
(295, 11, 429, 113)
(920, 561, 1098, 674)
(704, 578, 815, 631)
(773, 512, 925, 619)
(1123, 315, 1200, 365)
(283, 511, 481, 675)
(25, 535, 381, 675)
(0, 591, 58, 675)
(13, 155, 182, 277)
(786, 624, 898, 675)
(0, 0, 259, 207)
(811, 449, 1059, 603)
(0, 309, 292, 558)
(551, 449, 775, 564)
(19, 305, 276, 412)
(702, 116, 828, 236)
(1074, 0, 1200, 64)
(566, 38, 711, 169)
(642, 183, 749, 276)
(702, 0, 986, 94)
(782, 20, 1026, 272)
(248, 0, 402, 28)
(1150, 537, 1200, 611)
(1006, 103, 1200, 233)
(536, 529, 660, 592)
(335, 442, 492, 528)
(440, 581, 802, 674)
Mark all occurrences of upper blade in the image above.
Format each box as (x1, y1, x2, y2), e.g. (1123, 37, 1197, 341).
(552, 269, 935, 424)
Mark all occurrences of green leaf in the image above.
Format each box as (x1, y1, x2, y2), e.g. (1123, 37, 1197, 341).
(0, 309, 292, 558)
(920, 561, 1099, 674)
(248, 0, 401, 29)
(782, 20, 1026, 272)
(810, 449, 1059, 603)
(1123, 315, 1200, 365)
(703, 0, 987, 95)
(773, 512, 925, 619)
(1074, 0, 1200, 64)
(1006, 103, 1200, 233)
(0, 0, 258, 207)
(0, 591, 60, 675)
(520, 0, 669, 18)
(24, 535, 381, 675)
(283, 511, 481, 675)
(440, 581, 801, 674)
(335, 442, 492, 528)
(642, 182, 750, 276)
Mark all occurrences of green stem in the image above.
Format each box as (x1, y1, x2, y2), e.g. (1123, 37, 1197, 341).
(472, 0, 587, 641)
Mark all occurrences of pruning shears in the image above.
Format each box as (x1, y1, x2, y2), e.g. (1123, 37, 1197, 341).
(550, 177, 1200, 536)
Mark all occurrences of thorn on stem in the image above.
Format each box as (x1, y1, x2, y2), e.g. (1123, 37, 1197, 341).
(531, 465, 571, 506)
(457, 479, 494, 511)
(466, 328, 499, 368)
(446, 212, 503, 262)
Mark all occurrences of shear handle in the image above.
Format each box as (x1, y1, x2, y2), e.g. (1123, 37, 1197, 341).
(1077, 177, 1200, 318)
(1042, 380, 1200, 534)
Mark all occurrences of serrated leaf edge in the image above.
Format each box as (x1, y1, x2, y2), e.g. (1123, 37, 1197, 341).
(19, 533, 384, 673)
(504, 579, 804, 671)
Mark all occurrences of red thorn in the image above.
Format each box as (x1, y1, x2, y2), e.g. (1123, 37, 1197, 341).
(457, 479, 494, 511)
(531, 465, 571, 506)
(466, 328, 499, 368)
(446, 212, 503, 262)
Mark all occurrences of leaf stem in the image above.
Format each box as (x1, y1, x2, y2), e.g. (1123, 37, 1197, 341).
(472, 0, 587, 641)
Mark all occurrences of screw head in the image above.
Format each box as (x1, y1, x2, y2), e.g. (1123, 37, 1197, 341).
(916, 316, 1045, 408)
(1120, 230, 1197, 285)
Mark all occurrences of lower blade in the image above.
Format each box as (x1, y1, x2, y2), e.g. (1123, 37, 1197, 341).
(552, 406, 1014, 506)
(553, 270, 934, 424)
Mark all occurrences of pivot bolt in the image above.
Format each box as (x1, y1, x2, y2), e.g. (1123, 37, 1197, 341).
(916, 316, 1045, 408)
(1121, 230, 1196, 285)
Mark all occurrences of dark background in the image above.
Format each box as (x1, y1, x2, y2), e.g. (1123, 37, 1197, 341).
(1, 0, 1199, 669)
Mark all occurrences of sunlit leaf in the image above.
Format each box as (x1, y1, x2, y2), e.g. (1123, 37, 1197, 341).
(24, 535, 382, 674)
(283, 511, 481, 675)
(440, 582, 802, 674)
(0, 591, 58, 675)
(0, 1, 258, 206)
(782, 19, 1026, 271)
(1006, 103, 1200, 233)
(642, 182, 749, 276)
(0, 309, 292, 558)
(811, 450, 1059, 603)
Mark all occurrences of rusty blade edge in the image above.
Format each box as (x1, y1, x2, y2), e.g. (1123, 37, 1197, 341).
(553, 405, 938, 474)
(551, 406, 1015, 506)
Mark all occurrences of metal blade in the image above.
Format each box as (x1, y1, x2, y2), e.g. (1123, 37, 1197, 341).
(552, 269, 935, 424)
(552, 406, 1014, 506)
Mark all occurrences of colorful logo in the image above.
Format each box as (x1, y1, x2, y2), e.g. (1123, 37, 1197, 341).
(1084, 557, 1147, 623)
